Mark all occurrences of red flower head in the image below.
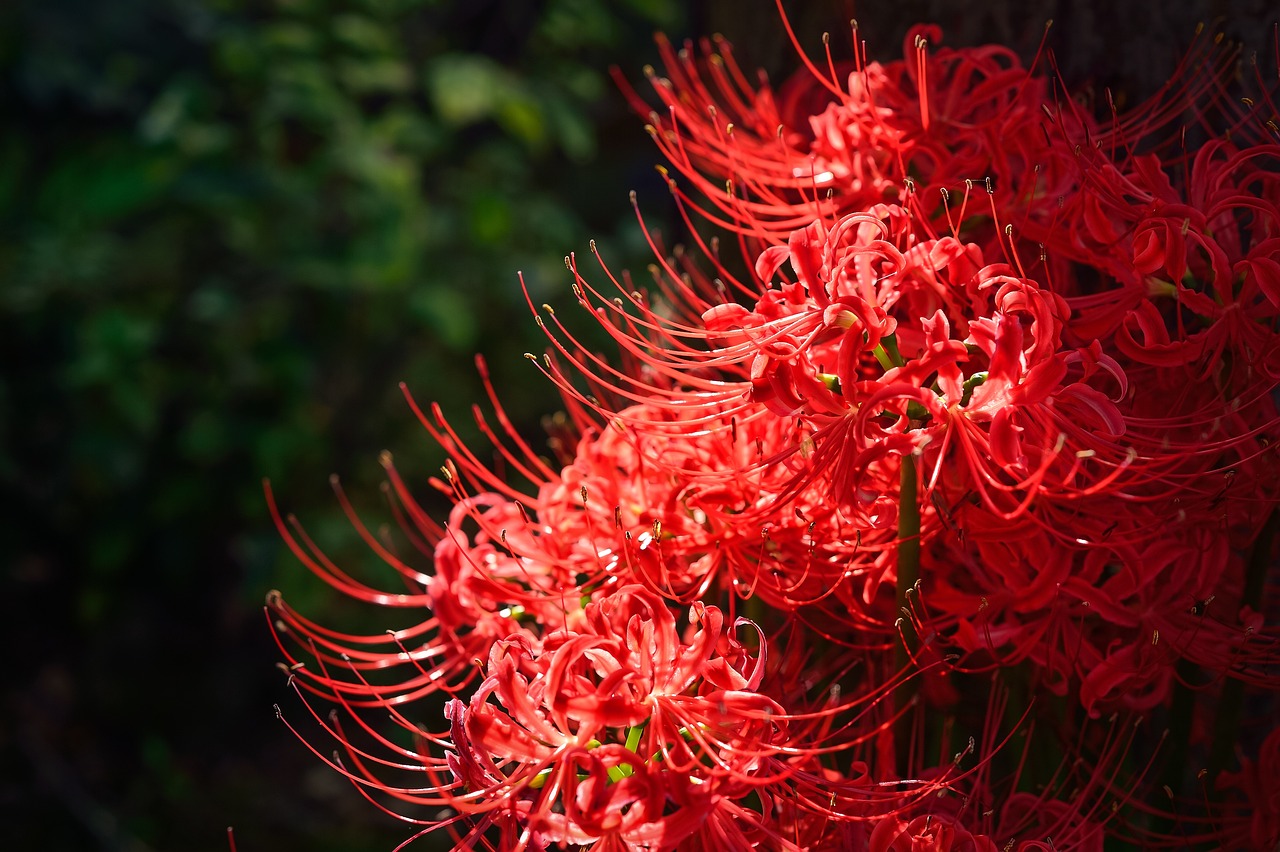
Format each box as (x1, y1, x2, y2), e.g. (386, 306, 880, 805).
(267, 10, 1280, 852)
(536, 397, 904, 618)
(624, 18, 1074, 266)
(442, 584, 803, 850)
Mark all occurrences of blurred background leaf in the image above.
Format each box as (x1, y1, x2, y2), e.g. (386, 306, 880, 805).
(0, 0, 684, 848)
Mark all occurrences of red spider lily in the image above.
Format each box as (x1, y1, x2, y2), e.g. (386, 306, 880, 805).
(547, 201, 1140, 542)
(619, 15, 1072, 267)
(606, 12, 1280, 528)
(278, 577, 965, 851)
(266, 8, 1280, 850)
(436, 579, 998, 851)
(1058, 141, 1280, 365)
(541, 400, 903, 616)
(440, 586, 799, 849)
(915, 516, 1279, 716)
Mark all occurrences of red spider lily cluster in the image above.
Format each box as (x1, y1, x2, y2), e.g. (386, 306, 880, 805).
(267, 8, 1280, 851)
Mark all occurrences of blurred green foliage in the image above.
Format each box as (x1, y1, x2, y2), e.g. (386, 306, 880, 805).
(0, 0, 683, 848)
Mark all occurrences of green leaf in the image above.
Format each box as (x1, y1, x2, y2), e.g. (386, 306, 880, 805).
(337, 58, 412, 94)
(496, 93, 547, 150)
(38, 145, 174, 223)
(409, 285, 478, 351)
(332, 14, 395, 55)
(260, 22, 322, 55)
(426, 54, 504, 126)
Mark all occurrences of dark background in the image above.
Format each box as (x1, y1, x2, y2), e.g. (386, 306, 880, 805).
(1, 1, 1274, 849)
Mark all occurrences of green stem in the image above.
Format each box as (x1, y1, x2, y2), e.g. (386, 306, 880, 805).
(743, 591, 767, 629)
(895, 453, 921, 777)
(873, 334, 905, 371)
(608, 726, 646, 782)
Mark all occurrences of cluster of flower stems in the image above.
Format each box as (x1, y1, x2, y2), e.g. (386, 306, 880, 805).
(266, 6, 1280, 850)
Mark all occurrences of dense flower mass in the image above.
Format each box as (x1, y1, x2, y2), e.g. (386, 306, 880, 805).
(268, 7, 1280, 851)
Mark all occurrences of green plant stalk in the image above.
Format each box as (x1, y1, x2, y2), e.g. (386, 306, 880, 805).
(744, 590, 767, 630)
(895, 452, 921, 778)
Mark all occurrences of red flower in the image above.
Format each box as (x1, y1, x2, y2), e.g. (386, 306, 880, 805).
(440, 584, 825, 851)
(541, 399, 901, 615)
(622, 21, 1072, 266)
(267, 10, 1280, 850)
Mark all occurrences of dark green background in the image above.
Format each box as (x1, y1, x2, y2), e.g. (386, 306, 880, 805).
(1, 0, 1272, 849)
